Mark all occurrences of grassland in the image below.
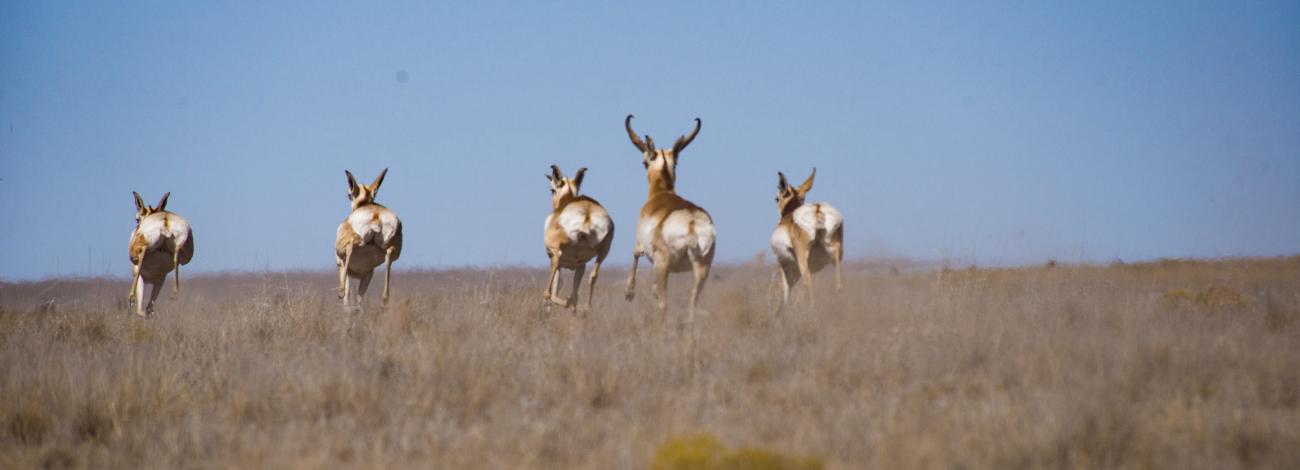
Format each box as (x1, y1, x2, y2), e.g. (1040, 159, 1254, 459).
(2, 257, 1298, 469)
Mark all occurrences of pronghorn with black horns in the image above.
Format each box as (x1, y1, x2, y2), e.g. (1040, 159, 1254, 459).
(336, 168, 403, 309)
(770, 168, 844, 311)
(622, 115, 716, 321)
(543, 164, 614, 314)
(127, 192, 195, 317)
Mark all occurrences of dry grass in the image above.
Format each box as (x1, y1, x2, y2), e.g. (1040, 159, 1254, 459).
(1, 257, 1298, 469)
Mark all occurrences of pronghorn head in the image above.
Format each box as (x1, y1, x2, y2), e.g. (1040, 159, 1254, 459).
(776, 168, 816, 216)
(625, 115, 700, 193)
(545, 164, 586, 210)
(133, 191, 170, 224)
(345, 168, 388, 210)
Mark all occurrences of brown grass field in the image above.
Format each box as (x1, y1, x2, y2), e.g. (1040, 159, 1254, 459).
(2, 257, 1298, 469)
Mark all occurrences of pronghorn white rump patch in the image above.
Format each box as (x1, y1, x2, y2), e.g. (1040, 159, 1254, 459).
(134, 213, 192, 252)
(661, 210, 716, 258)
(793, 203, 843, 243)
(556, 203, 611, 246)
(347, 206, 400, 246)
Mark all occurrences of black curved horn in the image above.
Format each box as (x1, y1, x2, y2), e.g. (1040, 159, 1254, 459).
(625, 114, 647, 152)
(672, 118, 701, 155)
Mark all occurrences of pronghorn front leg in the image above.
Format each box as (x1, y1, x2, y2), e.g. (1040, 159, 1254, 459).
(382, 246, 394, 307)
(128, 247, 145, 313)
(775, 264, 797, 314)
(796, 248, 815, 307)
(339, 244, 354, 306)
(624, 249, 641, 301)
(565, 264, 585, 311)
(543, 249, 562, 310)
(145, 279, 163, 316)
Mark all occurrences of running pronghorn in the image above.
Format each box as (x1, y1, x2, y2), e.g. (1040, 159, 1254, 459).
(127, 192, 195, 317)
(543, 165, 614, 313)
(622, 115, 716, 321)
(336, 169, 403, 308)
(770, 168, 844, 311)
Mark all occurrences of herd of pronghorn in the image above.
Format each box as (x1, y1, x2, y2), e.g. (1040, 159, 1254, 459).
(126, 115, 845, 319)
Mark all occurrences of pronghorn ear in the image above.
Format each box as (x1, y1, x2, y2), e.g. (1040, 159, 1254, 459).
(644, 135, 656, 152)
(133, 192, 146, 212)
(797, 168, 816, 195)
(155, 192, 170, 212)
(345, 170, 359, 197)
(572, 167, 587, 189)
(369, 168, 388, 193)
(777, 172, 791, 192)
(550, 164, 564, 182)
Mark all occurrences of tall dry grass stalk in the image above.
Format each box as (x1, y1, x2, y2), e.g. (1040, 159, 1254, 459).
(2, 258, 1298, 468)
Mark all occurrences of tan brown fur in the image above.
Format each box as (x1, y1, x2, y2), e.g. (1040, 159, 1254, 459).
(622, 115, 716, 321)
(771, 169, 844, 311)
(543, 165, 614, 314)
(335, 168, 403, 309)
(127, 191, 195, 317)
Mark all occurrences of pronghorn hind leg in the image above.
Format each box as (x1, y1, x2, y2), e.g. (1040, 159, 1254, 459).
(357, 272, 374, 309)
(688, 257, 711, 325)
(382, 246, 394, 307)
(171, 248, 181, 300)
(827, 239, 845, 292)
(585, 261, 601, 315)
(652, 255, 670, 320)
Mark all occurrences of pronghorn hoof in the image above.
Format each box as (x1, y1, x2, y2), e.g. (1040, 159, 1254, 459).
(624, 291, 635, 301)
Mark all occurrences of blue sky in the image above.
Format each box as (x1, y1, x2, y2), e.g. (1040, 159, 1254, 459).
(1, 1, 1297, 280)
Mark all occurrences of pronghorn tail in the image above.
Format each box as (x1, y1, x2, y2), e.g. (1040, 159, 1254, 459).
(687, 215, 716, 259)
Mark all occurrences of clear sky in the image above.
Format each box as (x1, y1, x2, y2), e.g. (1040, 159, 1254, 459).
(1, 1, 1297, 280)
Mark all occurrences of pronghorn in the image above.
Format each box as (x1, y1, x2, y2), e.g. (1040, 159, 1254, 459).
(543, 165, 614, 313)
(622, 115, 716, 320)
(336, 169, 403, 308)
(770, 168, 844, 311)
(127, 192, 195, 317)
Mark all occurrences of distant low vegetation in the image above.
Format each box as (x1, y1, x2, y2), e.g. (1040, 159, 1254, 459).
(2, 257, 1298, 468)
